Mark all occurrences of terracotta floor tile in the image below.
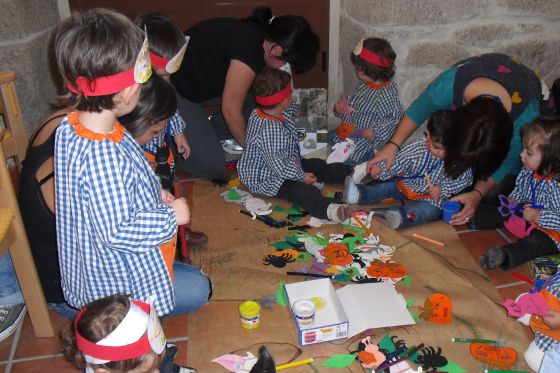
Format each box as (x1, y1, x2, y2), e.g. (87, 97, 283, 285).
(0, 333, 16, 363)
(14, 310, 70, 359)
(496, 282, 533, 301)
(163, 314, 188, 340)
(456, 229, 510, 259)
(9, 355, 78, 372)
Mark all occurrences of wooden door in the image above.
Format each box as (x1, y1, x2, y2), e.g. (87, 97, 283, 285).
(68, 0, 328, 88)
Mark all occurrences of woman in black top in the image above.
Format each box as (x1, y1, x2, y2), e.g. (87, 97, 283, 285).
(171, 7, 319, 179)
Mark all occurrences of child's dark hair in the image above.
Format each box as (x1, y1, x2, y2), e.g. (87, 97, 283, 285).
(119, 74, 177, 138)
(60, 294, 148, 372)
(253, 67, 292, 109)
(54, 8, 143, 112)
(351, 38, 396, 81)
(521, 116, 560, 178)
(135, 13, 184, 59)
(443, 96, 513, 180)
(246, 7, 319, 74)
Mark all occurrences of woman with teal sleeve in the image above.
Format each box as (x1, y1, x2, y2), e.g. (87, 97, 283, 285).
(369, 53, 553, 226)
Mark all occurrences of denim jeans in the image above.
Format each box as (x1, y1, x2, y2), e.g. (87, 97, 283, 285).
(357, 180, 442, 227)
(0, 253, 24, 307)
(167, 262, 211, 317)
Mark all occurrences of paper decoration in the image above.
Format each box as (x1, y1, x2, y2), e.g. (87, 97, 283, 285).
(419, 293, 453, 324)
(165, 36, 189, 74)
(321, 354, 356, 368)
(323, 243, 352, 266)
(357, 336, 386, 369)
(275, 282, 288, 306)
(337, 123, 354, 140)
(500, 292, 550, 317)
(337, 96, 355, 116)
(134, 30, 152, 83)
(366, 260, 408, 281)
(406, 298, 416, 308)
(221, 187, 253, 205)
(402, 275, 412, 287)
(272, 241, 294, 250)
(378, 334, 397, 352)
(211, 352, 257, 372)
(245, 197, 272, 217)
(326, 138, 355, 164)
(414, 346, 448, 371)
(469, 343, 517, 370)
(438, 359, 467, 373)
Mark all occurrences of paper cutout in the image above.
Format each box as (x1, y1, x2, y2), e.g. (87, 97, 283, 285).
(337, 123, 354, 140)
(211, 352, 257, 372)
(469, 343, 517, 370)
(275, 282, 288, 306)
(419, 293, 453, 324)
(415, 346, 448, 371)
(134, 31, 152, 83)
(321, 354, 356, 368)
(378, 334, 396, 352)
(409, 311, 421, 323)
(323, 242, 353, 266)
(221, 187, 253, 205)
(497, 65, 512, 73)
(504, 215, 535, 238)
(245, 197, 272, 217)
(226, 177, 241, 188)
(511, 91, 522, 104)
(402, 275, 412, 287)
(366, 260, 407, 281)
(165, 36, 189, 74)
(326, 138, 355, 164)
(272, 241, 293, 250)
(500, 292, 550, 317)
(146, 295, 166, 354)
(357, 336, 386, 369)
(438, 359, 467, 373)
(262, 252, 296, 268)
(406, 298, 416, 308)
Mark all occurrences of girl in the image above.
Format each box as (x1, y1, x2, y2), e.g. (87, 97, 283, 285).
(480, 116, 560, 270)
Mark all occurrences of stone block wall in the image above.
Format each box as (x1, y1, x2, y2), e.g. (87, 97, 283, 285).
(336, 0, 560, 124)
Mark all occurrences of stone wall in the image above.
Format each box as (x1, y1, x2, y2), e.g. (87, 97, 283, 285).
(336, 0, 560, 125)
(0, 0, 61, 135)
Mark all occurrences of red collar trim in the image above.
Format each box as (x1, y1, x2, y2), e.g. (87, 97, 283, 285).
(534, 172, 554, 181)
(66, 67, 136, 97)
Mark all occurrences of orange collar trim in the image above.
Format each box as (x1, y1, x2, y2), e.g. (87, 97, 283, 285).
(67, 111, 126, 143)
(255, 108, 286, 122)
(367, 81, 391, 90)
(534, 172, 554, 181)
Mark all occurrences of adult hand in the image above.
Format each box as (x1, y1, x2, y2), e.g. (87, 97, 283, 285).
(174, 133, 191, 159)
(523, 205, 541, 223)
(367, 144, 397, 174)
(171, 197, 190, 225)
(542, 309, 560, 329)
(449, 190, 481, 225)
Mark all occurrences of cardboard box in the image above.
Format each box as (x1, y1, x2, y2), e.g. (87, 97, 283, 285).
(285, 278, 415, 346)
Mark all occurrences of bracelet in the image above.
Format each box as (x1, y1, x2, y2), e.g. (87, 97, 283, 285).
(388, 140, 401, 151)
(472, 188, 483, 201)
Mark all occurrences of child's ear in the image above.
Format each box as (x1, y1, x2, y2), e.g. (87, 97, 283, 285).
(121, 83, 141, 105)
(270, 44, 284, 58)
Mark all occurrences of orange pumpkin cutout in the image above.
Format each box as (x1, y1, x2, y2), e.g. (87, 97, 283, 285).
(272, 249, 299, 259)
(366, 259, 408, 280)
(337, 123, 354, 140)
(323, 242, 353, 266)
(469, 343, 517, 370)
(419, 293, 453, 324)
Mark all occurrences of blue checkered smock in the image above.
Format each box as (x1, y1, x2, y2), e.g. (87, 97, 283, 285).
(238, 104, 304, 196)
(334, 81, 403, 163)
(142, 110, 185, 157)
(55, 114, 177, 315)
(509, 168, 560, 248)
(375, 138, 473, 208)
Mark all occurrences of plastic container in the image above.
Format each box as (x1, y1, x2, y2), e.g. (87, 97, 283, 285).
(239, 301, 261, 329)
(292, 299, 316, 327)
(442, 201, 461, 223)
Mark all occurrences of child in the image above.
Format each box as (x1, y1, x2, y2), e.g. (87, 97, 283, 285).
(479, 117, 560, 270)
(344, 110, 473, 229)
(60, 294, 196, 373)
(135, 13, 208, 249)
(53, 8, 210, 316)
(331, 37, 403, 165)
(238, 68, 353, 222)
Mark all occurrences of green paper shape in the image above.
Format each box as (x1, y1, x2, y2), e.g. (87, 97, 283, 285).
(311, 234, 329, 246)
(321, 354, 356, 368)
(273, 241, 293, 250)
(285, 235, 300, 245)
(273, 204, 285, 212)
(439, 359, 467, 373)
(288, 214, 303, 222)
(227, 188, 242, 201)
(342, 267, 360, 277)
(406, 298, 416, 308)
(402, 275, 412, 287)
(378, 334, 396, 352)
(325, 192, 335, 198)
(296, 252, 313, 262)
(409, 310, 421, 323)
(285, 207, 302, 215)
(342, 236, 365, 252)
(333, 274, 351, 282)
(275, 282, 288, 307)
(341, 223, 363, 233)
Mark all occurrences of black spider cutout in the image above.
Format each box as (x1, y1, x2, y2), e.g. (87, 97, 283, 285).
(415, 346, 448, 372)
(262, 253, 296, 268)
(212, 177, 229, 187)
(351, 275, 383, 283)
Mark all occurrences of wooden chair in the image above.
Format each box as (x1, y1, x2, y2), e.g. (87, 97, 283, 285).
(0, 70, 29, 171)
(0, 72, 55, 338)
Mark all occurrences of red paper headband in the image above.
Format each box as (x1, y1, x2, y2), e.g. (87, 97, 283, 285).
(355, 47, 393, 68)
(255, 85, 293, 106)
(75, 300, 151, 362)
(67, 67, 136, 97)
(149, 52, 169, 70)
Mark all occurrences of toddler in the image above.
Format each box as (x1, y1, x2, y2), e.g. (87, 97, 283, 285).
(331, 37, 403, 165)
(344, 110, 473, 229)
(480, 117, 560, 270)
(238, 68, 353, 222)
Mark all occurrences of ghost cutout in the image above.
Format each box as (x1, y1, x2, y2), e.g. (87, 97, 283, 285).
(326, 138, 355, 164)
(245, 197, 272, 219)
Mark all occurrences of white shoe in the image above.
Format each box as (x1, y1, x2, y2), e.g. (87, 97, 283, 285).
(385, 210, 403, 229)
(221, 139, 244, 155)
(343, 176, 360, 204)
(326, 203, 351, 223)
(351, 161, 368, 183)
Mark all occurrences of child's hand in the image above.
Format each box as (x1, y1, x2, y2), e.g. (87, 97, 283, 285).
(429, 185, 441, 200)
(523, 204, 541, 222)
(174, 133, 191, 159)
(363, 128, 374, 141)
(335, 96, 354, 116)
(366, 160, 381, 179)
(160, 189, 175, 205)
(304, 173, 317, 185)
(542, 309, 560, 329)
(171, 197, 190, 225)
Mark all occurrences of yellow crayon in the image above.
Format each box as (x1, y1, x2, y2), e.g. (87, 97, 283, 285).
(276, 358, 314, 370)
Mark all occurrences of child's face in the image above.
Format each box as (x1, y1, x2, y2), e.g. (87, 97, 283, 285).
(427, 132, 446, 159)
(354, 66, 374, 84)
(135, 120, 167, 146)
(520, 138, 543, 172)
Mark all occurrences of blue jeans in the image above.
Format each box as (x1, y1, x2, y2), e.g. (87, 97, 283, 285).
(0, 253, 24, 307)
(357, 180, 442, 227)
(167, 262, 211, 317)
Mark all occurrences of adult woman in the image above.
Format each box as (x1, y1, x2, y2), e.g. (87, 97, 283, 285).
(368, 53, 554, 226)
(171, 7, 319, 179)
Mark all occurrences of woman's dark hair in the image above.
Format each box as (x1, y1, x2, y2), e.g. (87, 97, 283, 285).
(118, 74, 177, 138)
(253, 67, 292, 109)
(443, 96, 513, 180)
(54, 8, 144, 112)
(135, 13, 185, 59)
(59, 294, 147, 372)
(246, 7, 319, 74)
(351, 37, 396, 81)
(520, 116, 560, 179)
(427, 110, 453, 145)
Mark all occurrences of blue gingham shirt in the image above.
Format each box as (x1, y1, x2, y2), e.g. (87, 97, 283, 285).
(55, 114, 177, 315)
(334, 81, 403, 163)
(374, 138, 473, 208)
(142, 110, 186, 159)
(238, 103, 304, 196)
(509, 168, 560, 248)
(535, 276, 560, 351)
